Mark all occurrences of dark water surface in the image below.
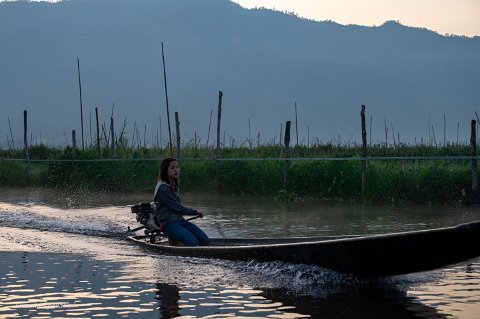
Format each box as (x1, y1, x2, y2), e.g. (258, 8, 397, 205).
(1, 187, 480, 318)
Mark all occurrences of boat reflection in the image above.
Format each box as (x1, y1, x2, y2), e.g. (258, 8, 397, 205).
(154, 283, 309, 318)
(261, 285, 449, 319)
(154, 282, 448, 319)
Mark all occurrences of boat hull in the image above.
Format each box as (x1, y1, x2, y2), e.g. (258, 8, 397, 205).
(127, 220, 480, 277)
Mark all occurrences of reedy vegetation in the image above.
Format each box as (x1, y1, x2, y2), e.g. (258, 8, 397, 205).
(0, 142, 474, 204)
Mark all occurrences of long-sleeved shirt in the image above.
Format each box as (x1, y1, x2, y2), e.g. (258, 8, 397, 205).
(153, 181, 198, 225)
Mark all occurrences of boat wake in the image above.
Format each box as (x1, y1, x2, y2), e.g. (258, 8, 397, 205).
(180, 255, 440, 295)
(0, 202, 128, 238)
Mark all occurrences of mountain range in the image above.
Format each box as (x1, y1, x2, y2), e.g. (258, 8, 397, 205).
(1, 0, 479, 148)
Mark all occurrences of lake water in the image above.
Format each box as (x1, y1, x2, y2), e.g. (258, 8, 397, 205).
(1, 187, 480, 318)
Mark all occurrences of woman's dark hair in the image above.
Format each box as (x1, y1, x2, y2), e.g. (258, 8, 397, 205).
(158, 157, 179, 186)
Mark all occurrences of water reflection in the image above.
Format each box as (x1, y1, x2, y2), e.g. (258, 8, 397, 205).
(1, 250, 479, 318)
(261, 286, 448, 319)
(2, 187, 480, 318)
(156, 283, 180, 318)
(152, 282, 452, 319)
(155, 283, 310, 318)
(0, 252, 157, 318)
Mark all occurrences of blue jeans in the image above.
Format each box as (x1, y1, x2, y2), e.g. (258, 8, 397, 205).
(163, 220, 210, 246)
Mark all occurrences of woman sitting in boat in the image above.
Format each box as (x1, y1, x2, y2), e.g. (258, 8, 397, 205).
(153, 157, 210, 246)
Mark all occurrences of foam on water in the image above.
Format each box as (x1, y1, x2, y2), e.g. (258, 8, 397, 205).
(0, 202, 129, 237)
(176, 255, 441, 297)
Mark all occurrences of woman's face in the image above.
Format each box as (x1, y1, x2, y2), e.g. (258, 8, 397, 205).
(167, 160, 179, 180)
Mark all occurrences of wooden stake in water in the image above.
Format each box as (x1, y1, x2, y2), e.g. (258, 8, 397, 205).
(95, 107, 100, 158)
(361, 105, 367, 198)
(110, 117, 115, 159)
(216, 91, 223, 159)
(284, 121, 291, 191)
(161, 42, 173, 156)
(175, 111, 181, 160)
(72, 130, 77, 159)
(23, 110, 29, 161)
(77, 58, 85, 150)
(471, 119, 478, 203)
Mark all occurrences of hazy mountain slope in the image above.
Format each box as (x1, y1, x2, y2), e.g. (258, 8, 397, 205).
(1, 0, 479, 147)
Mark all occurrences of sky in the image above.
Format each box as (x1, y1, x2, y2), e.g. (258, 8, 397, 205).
(232, 0, 480, 37)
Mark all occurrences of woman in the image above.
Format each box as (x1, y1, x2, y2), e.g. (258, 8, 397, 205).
(154, 157, 210, 246)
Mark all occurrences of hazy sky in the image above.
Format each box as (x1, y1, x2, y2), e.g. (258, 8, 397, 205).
(232, 0, 480, 37)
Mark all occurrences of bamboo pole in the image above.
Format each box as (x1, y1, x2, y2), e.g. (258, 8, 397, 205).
(110, 117, 115, 158)
(284, 121, 291, 190)
(428, 116, 433, 146)
(471, 119, 478, 203)
(72, 130, 77, 159)
(95, 107, 100, 157)
(161, 42, 173, 156)
(23, 110, 29, 161)
(216, 91, 223, 159)
(76, 58, 85, 150)
(175, 111, 181, 160)
(361, 105, 367, 198)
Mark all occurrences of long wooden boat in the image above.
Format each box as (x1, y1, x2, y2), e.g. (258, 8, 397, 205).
(127, 220, 480, 277)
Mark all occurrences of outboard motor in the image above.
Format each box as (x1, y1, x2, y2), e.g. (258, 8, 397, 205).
(130, 202, 162, 243)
